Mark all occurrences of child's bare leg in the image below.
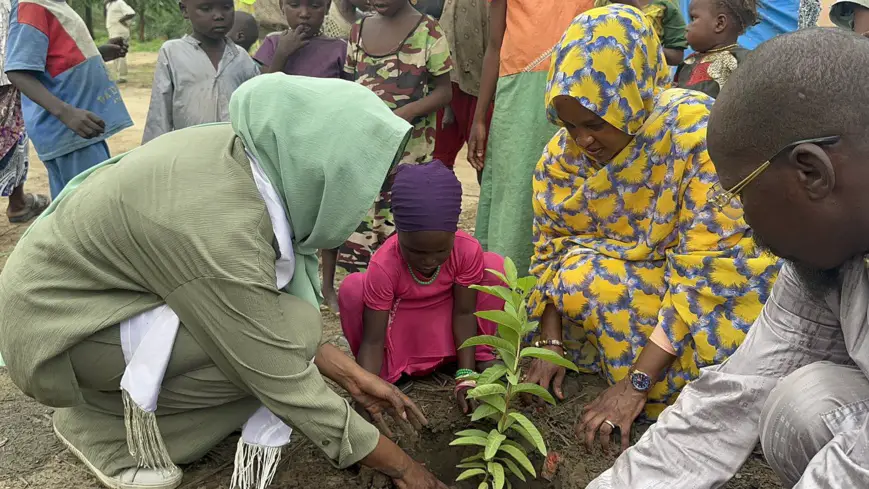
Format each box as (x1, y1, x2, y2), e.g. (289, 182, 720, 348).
(321, 248, 340, 313)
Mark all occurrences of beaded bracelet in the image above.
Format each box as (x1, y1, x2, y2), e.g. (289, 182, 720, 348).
(455, 368, 476, 379)
(533, 339, 564, 348)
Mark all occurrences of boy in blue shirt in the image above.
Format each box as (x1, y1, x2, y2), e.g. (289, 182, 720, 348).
(5, 0, 133, 198)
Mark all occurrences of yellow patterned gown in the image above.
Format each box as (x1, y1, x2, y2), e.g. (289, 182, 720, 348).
(529, 5, 781, 417)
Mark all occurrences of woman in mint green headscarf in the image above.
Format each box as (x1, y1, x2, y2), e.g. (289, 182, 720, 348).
(0, 75, 449, 489)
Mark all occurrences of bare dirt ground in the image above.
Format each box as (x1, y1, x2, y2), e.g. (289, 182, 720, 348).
(0, 53, 782, 489)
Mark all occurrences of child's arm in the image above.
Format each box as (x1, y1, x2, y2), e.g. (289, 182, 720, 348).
(142, 47, 174, 144)
(392, 73, 452, 123)
(7, 72, 105, 138)
(452, 284, 479, 414)
(357, 307, 390, 376)
(392, 19, 453, 123)
(4, 2, 105, 138)
(468, 0, 505, 170)
(260, 29, 310, 74)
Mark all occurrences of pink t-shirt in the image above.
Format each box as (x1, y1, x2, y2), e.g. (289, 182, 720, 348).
(363, 230, 484, 311)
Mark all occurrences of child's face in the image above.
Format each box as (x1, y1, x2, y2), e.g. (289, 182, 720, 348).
(369, 0, 408, 17)
(282, 0, 330, 35)
(398, 230, 455, 276)
(685, 0, 728, 52)
(181, 0, 235, 41)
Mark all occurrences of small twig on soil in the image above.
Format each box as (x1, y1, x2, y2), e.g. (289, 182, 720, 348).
(0, 438, 8, 448)
(17, 476, 29, 487)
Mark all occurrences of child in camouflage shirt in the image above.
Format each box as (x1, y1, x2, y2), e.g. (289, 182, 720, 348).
(332, 0, 453, 305)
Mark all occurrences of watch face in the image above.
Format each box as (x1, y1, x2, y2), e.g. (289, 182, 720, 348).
(630, 371, 652, 392)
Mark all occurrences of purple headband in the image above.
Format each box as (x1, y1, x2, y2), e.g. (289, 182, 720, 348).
(391, 160, 462, 233)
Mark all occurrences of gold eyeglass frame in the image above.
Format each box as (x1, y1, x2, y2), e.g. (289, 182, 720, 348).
(708, 135, 841, 210)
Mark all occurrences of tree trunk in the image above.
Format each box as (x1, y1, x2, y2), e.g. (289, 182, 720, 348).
(84, 5, 93, 37)
(138, 0, 146, 42)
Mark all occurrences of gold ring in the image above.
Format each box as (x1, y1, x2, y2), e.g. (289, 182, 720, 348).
(603, 420, 616, 430)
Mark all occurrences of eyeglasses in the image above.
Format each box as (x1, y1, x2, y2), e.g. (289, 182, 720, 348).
(708, 135, 841, 211)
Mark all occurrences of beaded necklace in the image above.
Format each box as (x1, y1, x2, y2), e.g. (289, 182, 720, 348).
(408, 263, 440, 286)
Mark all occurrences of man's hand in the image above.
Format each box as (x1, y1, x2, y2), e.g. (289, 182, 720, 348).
(577, 376, 647, 453)
(59, 105, 105, 138)
(100, 37, 129, 62)
(349, 368, 427, 437)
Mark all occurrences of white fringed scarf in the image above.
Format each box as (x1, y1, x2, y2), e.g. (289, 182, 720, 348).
(119, 153, 295, 489)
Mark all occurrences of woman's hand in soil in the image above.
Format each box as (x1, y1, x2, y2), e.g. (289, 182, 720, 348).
(394, 460, 451, 489)
(351, 368, 428, 437)
(523, 345, 567, 403)
(455, 385, 477, 414)
(576, 377, 646, 454)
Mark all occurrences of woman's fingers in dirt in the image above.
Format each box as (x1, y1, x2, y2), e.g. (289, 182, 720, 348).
(400, 391, 428, 429)
(553, 367, 567, 400)
(578, 410, 608, 452)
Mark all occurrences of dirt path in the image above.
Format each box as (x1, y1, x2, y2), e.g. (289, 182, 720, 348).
(0, 52, 778, 489)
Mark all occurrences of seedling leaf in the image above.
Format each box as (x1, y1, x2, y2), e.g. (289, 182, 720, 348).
(457, 469, 486, 481)
(488, 461, 505, 489)
(503, 258, 518, 285)
(461, 335, 516, 355)
(477, 364, 509, 385)
(471, 403, 500, 421)
(509, 413, 547, 455)
(475, 310, 523, 331)
(498, 457, 527, 482)
(467, 384, 507, 399)
(450, 436, 489, 448)
(484, 430, 506, 461)
(516, 276, 537, 294)
(478, 482, 489, 489)
(497, 444, 536, 478)
(456, 429, 490, 438)
(457, 462, 487, 469)
(470, 285, 513, 302)
(511, 383, 557, 405)
(478, 395, 507, 413)
(461, 452, 485, 463)
(519, 347, 579, 371)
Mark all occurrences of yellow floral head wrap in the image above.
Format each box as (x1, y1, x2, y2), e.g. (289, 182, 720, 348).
(545, 4, 671, 135)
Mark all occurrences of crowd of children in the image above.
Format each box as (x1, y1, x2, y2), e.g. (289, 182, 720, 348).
(1, 0, 863, 434)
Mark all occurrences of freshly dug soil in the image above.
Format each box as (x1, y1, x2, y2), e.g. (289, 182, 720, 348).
(0, 311, 783, 489)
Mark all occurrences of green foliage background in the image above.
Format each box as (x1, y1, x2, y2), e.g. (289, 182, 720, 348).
(70, 0, 190, 45)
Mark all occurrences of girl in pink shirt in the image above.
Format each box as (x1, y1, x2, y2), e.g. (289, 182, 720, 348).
(339, 161, 505, 413)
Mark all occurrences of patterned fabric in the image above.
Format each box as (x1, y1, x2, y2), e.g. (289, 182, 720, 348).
(531, 5, 781, 417)
(596, 0, 687, 49)
(345, 14, 452, 164)
(340, 14, 452, 272)
(0, 133, 28, 197)
(675, 46, 748, 98)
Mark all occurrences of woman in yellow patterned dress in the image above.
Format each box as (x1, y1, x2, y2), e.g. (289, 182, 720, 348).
(523, 4, 781, 452)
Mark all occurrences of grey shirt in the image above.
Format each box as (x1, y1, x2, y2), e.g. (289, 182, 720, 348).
(588, 260, 869, 488)
(142, 36, 259, 144)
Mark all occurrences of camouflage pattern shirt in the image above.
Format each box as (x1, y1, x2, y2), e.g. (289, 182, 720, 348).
(345, 15, 453, 164)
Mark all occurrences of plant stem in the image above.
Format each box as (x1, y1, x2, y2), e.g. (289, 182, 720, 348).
(497, 328, 524, 433)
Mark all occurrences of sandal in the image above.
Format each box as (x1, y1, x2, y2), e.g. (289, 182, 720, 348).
(8, 193, 50, 224)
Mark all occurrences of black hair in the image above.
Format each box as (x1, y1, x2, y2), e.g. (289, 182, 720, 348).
(233, 11, 259, 44)
(717, 0, 758, 34)
(709, 28, 869, 170)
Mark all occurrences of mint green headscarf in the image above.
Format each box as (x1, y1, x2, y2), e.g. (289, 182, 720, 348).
(229, 74, 411, 306)
(24, 74, 411, 310)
